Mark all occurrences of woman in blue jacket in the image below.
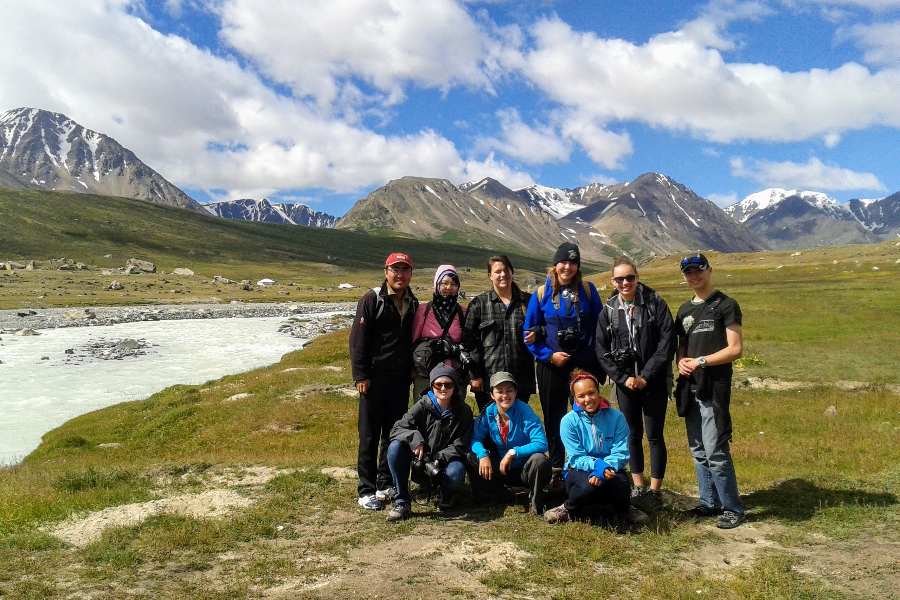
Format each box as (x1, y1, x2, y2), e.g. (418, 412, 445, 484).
(544, 371, 649, 525)
(525, 242, 604, 477)
(466, 371, 551, 515)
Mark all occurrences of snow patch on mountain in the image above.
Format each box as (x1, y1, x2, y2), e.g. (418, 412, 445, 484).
(516, 184, 583, 219)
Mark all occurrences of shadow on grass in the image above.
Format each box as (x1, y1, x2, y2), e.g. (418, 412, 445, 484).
(746, 478, 898, 521)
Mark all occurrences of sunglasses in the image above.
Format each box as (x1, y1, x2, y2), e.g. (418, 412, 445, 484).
(680, 256, 707, 269)
(612, 274, 637, 284)
(386, 266, 412, 274)
(432, 382, 455, 390)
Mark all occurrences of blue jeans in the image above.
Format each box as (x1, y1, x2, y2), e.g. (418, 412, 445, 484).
(684, 392, 744, 514)
(563, 469, 631, 517)
(386, 440, 466, 505)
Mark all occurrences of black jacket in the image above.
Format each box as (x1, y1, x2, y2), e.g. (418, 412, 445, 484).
(595, 283, 676, 395)
(349, 280, 418, 381)
(389, 391, 474, 466)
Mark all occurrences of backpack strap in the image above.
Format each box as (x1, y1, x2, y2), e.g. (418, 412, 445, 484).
(373, 287, 385, 321)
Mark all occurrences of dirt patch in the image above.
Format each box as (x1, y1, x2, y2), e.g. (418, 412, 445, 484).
(262, 528, 529, 599)
(735, 377, 900, 394)
(206, 465, 293, 487)
(794, 534, 900, 599)
(51, 490, 254, 547)
(320, 467, 358, 483)
(677, 522, 791, 577)
(285, 383, 357, 400)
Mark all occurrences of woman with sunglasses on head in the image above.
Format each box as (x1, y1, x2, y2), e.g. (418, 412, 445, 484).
(595, 256, 676, 514)
(524, 242, 604, 482)
(410, 265, 470, 399)
(385, 364, 474, 522)
(464, 255, 537, 413)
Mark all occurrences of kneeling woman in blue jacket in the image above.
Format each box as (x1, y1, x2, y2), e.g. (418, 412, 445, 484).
(466, 371, 551, 515)
(385, 364, 474, 522)
(544, 370, 649, 525)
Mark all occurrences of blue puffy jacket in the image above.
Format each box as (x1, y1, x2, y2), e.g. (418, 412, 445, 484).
(560, 403, 630, 481)
(471, 399, 548, 470)
(524, 276, 603, 368)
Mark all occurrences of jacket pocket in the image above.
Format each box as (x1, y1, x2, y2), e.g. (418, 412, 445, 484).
(480, 319, 498, 347)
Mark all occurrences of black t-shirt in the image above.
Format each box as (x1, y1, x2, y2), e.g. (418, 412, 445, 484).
(675, 290, 741, 379)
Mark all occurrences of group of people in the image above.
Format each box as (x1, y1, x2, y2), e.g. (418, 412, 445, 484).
(349, 243, 747, 530)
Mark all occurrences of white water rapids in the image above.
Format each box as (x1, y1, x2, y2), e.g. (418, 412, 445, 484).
(0, 315, 342, 465)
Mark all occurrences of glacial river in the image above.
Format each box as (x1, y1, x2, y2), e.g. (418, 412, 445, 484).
(0, 316, 333, 465)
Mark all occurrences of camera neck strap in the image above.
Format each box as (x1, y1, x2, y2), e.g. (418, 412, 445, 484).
(552, 285, 582, 335)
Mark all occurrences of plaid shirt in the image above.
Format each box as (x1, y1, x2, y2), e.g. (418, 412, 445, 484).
(463, 283, 536, 398)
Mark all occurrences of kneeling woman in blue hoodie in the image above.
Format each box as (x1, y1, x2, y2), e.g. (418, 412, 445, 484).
(385, 364, 474, 522)
(466, 371, 551, 515)
(544, 370, 649, 525)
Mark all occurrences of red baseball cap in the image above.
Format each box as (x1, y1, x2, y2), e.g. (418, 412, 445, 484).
(385, 252, 412, 268)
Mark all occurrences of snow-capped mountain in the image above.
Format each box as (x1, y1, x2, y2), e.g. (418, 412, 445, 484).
(727, 188, 881, 249)
(0, 107, 203, 212)
(204, 198, 337, 228)
(725, 188, 846, 223)
(514, 184, 587, 219)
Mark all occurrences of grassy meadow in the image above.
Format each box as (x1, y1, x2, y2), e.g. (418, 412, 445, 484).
(2, 188, 900, 598)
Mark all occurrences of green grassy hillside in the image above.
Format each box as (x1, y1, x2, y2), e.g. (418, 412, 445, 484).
(0, 188, 551, 272)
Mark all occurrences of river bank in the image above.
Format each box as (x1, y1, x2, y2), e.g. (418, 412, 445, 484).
(0, 301, 356, 333)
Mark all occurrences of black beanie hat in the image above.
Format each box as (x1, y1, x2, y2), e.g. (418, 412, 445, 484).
(552, 242, 581, 267)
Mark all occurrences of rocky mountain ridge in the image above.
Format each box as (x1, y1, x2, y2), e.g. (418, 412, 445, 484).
(0, 108, 203, 212)
(336, 173, 769, 261)
(204, 198, 337, 228)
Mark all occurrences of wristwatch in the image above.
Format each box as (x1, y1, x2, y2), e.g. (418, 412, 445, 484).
(697, 356, 707, 368)
(506, 448, 517, 458)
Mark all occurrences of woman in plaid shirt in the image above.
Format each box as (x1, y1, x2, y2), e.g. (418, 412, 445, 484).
(464, 255, 537, 412)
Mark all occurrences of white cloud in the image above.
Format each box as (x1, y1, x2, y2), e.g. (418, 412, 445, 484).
(217, 0, 496, 108)
(730, 156, 886, 191)
(702, 147, 723, 158)
(792, 0, 900, 9)
(512, 16, 900, 145)
(706, 191, 739, 207)
(0, 0, 527, 208)
(559, 113, 633, 169)
(479, 108, 570, 164)
(839, 21, 900, 66)
(454, 152, 534, 189)
(823, 132, 842, 148)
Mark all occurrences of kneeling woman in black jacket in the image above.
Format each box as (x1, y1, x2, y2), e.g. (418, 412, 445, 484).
(385, 364, 474, 522)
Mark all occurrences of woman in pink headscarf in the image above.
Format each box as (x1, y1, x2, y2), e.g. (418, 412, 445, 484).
(410, 265, 471, 399)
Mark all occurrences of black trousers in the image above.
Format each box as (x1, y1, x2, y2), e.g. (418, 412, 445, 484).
(616, 385, 668, 480)
(357, 373, 411, 497)
(536, 361, 579, 469)
(563, 469, 631, 516)
(466, 451, 551, 506)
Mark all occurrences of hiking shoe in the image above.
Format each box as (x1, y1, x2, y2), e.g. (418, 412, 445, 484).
(375, 486, 397, 502)
(386, 502, 411, 522)
(717, 511, 747, 529)
(544, 504, 570, 524)
(357, 494, 383, 511)
(436, 494, 456, 512)
(631, 485, 645, 499)
(684, 504, 723, 519)
(633, 489, 664, 513)
(621, 506, 650, 525)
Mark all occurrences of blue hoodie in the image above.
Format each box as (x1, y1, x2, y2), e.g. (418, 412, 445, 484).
(524, 276, 603, 367)
(471, 399, 548, 470)
(560, 403, 630, 482)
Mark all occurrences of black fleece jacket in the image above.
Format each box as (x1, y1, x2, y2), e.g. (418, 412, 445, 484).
(349, 280, 418, 381)
(389, 391, 474, 466)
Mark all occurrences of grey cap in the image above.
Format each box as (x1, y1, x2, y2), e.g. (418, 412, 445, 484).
(489, 371, 517, 390)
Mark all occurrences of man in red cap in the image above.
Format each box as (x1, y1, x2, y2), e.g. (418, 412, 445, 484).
(349, 252, 419, 510)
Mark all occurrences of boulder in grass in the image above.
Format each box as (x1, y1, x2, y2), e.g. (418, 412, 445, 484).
(125, 258, 156, 273)
(107, 280, 124, 291)
(172, 268, 195, 276)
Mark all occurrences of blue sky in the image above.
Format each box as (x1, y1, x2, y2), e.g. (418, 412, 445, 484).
(2, 0, 900, 216)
